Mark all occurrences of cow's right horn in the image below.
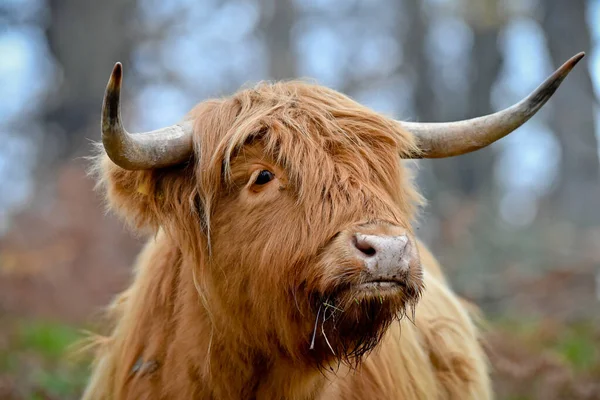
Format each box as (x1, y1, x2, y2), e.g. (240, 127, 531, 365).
(399, 52, 585, 159)
(101, 62, 194, 170)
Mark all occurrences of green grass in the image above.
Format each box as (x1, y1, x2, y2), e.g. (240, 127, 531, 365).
(16, 320, 82, 359)
(0, 318, 91, 400)
(553, 325, 598, 371)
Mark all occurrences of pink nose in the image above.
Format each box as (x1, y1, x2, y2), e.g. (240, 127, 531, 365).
(353, 233, 410, 275)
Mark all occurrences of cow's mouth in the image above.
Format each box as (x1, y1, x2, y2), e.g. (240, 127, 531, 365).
(323, 274, 418, 306)
(357, 278, 407, 290)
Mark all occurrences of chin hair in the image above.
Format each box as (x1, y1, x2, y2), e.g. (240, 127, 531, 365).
(308, 283, 422, 369)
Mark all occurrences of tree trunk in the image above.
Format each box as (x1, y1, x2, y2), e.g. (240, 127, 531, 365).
(403, 0, 503, 250)
(41, 0, 137, 165)
(541, 0, 600, 227)
(259, 0, 297, 80)
(402, 0, 435, 122)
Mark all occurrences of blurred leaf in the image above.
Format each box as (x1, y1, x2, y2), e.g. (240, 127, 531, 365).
(554, 327, 598, 371)
(16, 321, 81, 360)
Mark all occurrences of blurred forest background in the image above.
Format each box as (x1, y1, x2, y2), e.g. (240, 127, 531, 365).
(0, 0, 599, 398)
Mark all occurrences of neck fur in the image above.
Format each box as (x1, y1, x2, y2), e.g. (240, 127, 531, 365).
(109, 235, 328, 400)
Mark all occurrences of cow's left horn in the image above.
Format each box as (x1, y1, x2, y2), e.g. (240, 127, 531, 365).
(101, 62, 194, 170)
(400, 52, 585, 159)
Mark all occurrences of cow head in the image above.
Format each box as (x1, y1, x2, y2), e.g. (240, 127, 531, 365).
(96, 53, 583, 368)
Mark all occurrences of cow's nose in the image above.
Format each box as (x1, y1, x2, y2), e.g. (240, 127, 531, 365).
(353, 233, 410, 273)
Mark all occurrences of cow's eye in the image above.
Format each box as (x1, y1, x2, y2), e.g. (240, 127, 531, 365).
(254, 170, 274, 185)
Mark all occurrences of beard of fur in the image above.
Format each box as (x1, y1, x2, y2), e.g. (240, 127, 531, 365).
(309, 279, 423, 370)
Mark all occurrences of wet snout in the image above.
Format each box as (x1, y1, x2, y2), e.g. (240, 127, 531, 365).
(350, 226, 419, 284)
(353, 233, 409, 275)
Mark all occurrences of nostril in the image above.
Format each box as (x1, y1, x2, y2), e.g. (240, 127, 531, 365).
(353, 234, 377, 257)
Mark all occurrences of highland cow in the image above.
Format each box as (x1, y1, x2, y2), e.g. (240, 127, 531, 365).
(83, 53, 584, 399)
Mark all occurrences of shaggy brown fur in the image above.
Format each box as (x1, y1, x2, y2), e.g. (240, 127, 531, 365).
(83, 81, 492, 399)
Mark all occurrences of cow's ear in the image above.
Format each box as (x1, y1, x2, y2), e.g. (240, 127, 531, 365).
(94, 154, 196, 235)
(95, 155, 160, 234)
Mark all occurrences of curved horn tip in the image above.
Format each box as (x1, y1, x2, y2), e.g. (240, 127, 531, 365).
(573, 51, 586, 61)
(109, 62, 123, 87)
(562, 52, 585, 72)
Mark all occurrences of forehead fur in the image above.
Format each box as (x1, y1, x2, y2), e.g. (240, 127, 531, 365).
(188, 81, 422, 214)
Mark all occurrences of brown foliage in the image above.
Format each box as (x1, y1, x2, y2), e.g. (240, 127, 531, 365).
(0, 164, 141, 323)
(486, 326, 600, 400)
